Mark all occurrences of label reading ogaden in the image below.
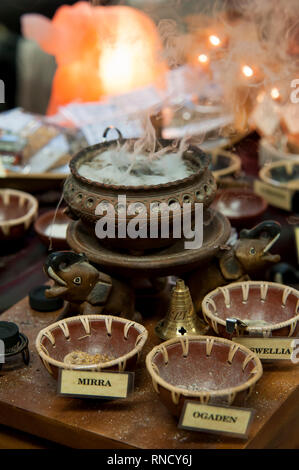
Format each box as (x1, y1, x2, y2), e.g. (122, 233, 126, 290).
(58, 369, 134, 399)
(179, 401, 254, 438)
(232, 337, 299, 361)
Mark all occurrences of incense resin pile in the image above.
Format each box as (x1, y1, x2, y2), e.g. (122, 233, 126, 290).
(78, 145, 194, 186)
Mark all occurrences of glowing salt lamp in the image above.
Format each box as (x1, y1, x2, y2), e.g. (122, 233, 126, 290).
(21, 2, 166, 115)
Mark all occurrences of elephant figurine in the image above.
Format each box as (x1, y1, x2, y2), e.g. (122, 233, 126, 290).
(185, 220, 282, 314)
(44, 251, 136, 320)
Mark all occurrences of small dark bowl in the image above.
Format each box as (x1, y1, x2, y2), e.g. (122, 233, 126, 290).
(259, 158, 299, 190)
(34, 209, 70, 250)
(211, 188, 268, 228)
(209, 150, 241, 181)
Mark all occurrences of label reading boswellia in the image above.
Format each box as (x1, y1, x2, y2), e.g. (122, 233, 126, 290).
(232, 337, 299, 361)
(58, 369, 134, 399)
(179, 401, 253, 438)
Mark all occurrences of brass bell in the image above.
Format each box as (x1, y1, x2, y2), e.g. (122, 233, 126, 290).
(155, 279, 208, 340)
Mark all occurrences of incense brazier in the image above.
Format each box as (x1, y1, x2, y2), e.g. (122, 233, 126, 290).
(63, 138, 217, 252)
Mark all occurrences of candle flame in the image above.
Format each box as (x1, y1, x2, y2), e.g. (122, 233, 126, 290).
(198, 54, 209, 64)
(271, 88, 280, 100)
(242, 65, 254, 78)
(209, 35, 221, 47)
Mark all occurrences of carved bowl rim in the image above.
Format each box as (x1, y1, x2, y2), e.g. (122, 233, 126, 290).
(68, 139, 211, 192)
(210, 149, 242, 181)
(146, 335, 263, 402)
(259, 157, 299, 190)
(0, 188, 38, 229)
(36, 314, 148, 375)
(202, 280, 299, 336)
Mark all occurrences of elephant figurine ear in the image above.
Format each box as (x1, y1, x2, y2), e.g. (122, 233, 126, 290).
(219, 252, 243, 280)
(86, 280, 112, 306)
(240, 220, 281, 240)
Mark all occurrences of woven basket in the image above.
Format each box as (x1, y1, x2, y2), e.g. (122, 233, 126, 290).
(210, 150, 241, 181)
(36, 314, 148, 379)
(202, 281, 299, 339)
(146, 335, 263, 417)
(0, 189, 38, 240)
(259, 158, 299, 191)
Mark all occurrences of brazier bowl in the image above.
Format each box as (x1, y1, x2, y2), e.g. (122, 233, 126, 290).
(63, 138, 217, 251)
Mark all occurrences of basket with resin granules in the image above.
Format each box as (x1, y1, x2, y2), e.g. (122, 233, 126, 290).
(202, 281, 299, 339)
(146, 335, 263, 417)
(36, 314, 148, 379)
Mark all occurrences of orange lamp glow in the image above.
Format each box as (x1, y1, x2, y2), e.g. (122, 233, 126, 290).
(21, 2, 167, 115)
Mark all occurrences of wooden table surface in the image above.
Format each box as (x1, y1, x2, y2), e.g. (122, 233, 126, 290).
(0, 289, 299, 449)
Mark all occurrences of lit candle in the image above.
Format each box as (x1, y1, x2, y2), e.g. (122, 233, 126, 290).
(198, 53, 209, 64)
(234, 65, 257, 131)
(197, 53, 212, 78)
(242, 65, 254, 78)
(270, 87, 280, 101)
(209, 34, 221, 47)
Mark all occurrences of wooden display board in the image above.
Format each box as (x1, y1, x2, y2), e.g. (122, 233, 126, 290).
(0, 292, 299, 449)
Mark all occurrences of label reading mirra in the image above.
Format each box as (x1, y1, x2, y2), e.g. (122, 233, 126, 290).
(58, 369, 134, 399)
(179, 401, 253, 438)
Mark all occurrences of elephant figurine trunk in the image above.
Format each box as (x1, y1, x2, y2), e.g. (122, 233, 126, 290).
(44, 251, 136, 320)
